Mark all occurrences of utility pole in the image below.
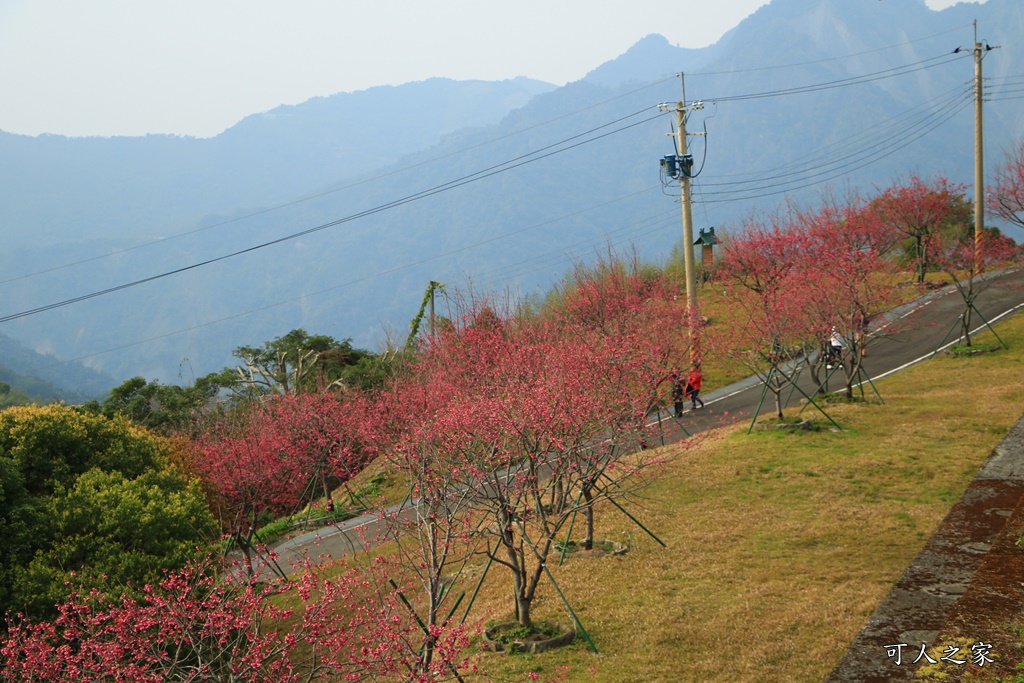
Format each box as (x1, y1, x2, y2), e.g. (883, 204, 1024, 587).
(659, 74, 704, 363)
(974, 23, 985, 258)
(972, 22, 997, 259)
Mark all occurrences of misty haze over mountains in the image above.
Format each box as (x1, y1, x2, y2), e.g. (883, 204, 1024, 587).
(1, 0, 1021, 399)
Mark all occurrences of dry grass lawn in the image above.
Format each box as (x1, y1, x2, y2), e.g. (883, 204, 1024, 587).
(451, 316, 1024, 683)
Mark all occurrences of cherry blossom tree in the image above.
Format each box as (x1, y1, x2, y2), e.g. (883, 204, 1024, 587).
(377, 361, 482, 672)
(715, 210, 816, 418)
(988, 139, 1024, 232)
(868, 174, 970, 283)
(260, 391, 379, 514)
(797, 193, 905, 398)
(0, 556, 470, 682)
(550, 258, 690, 546)
(930, 225, 1021, 347)
(194, 410, 307, 578)
(194, 391, 379, 578)
(387, 277, 683, 630)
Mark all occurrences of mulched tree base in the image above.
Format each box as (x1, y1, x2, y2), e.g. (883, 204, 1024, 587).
(946, 344, 1003, 358)
(757, 418, 817, 431)
(481, 622, 576, 654)
(557, 539, 629, 558)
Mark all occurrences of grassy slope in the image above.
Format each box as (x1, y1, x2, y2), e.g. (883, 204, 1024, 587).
(339, 273, 952, 507)
(453, 316, 1024, 683)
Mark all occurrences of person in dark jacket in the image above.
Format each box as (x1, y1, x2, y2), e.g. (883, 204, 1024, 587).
(671, 370, 686, 418)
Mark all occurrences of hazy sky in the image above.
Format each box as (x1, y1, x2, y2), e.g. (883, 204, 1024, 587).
(0, 0, 976, 138)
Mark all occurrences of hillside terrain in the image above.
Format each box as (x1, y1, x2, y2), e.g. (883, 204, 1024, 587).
(0, 332, 114, 402)
(1, 219, 1022, 680)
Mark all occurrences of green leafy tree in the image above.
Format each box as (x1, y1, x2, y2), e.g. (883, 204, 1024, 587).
(0, 456, 33, 612)
(98, 374, 226, 435)
(0, 405, 165, 497)
(0, 405, 216, 621)
(10, 468, 217, 619)
(228, 328, 383, 397)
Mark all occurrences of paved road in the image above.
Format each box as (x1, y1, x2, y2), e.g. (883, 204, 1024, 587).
(675, 266, 1024, 436)
(260, 266, 1024, 576)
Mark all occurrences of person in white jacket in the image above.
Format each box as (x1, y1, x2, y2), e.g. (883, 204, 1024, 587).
(827, 327, 844, 369)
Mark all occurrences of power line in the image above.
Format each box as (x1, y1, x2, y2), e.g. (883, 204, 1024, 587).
(697, 98, 971, 204)
(702, 82, 972, 183)
(705, 53, 967, 104)
(29, 188, 672, 369)
(1, 83, 677, 287)
(0, 110, 666, 324)
(5, 49, 968, 290)
(3, 49, 977, 287)
(689, 23, 973, 77)
(698, 88, 971, 197)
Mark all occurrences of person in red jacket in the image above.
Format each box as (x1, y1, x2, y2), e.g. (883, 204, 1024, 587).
(687, 363, 705, 410)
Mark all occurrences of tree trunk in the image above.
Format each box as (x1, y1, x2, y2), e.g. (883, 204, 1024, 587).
(844, 368, 855, 399)
(322, 474, 334, 513)
(497, 506, 530, 626)
(238, 526, 258, 582)
(517, 557, 548, 628)
(516, 593, 533, 628)
(961, 288, 975, 347)
(421, 577, 440, 670)
(581, 487, 594, 551)
(916, 237, 927, 283)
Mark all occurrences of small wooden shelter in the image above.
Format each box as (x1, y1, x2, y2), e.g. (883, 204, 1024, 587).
(694, 227, 719, 266)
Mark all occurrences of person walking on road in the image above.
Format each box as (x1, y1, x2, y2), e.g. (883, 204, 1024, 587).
(827, 327, 844, 369)
(687, 364, 704, 410)
(671, 370, 686, 418)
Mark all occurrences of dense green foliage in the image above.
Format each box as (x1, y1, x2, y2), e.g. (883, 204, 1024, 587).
(91, 374, 226, 436)
(0, 405, 216, 621)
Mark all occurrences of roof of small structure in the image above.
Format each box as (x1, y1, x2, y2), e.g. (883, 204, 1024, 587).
(694, 227, 719, 246)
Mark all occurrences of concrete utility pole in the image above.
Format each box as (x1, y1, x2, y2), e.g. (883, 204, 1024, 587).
(973, 22, 997, 259)
(974, 25, 985, 258)
(677, 101, 698, 317)
(659, 74, 704, 362)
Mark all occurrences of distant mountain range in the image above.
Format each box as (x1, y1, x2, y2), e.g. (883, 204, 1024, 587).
(0, 77, 555, 249)
(0, 332, 114, 402)
(1, 0, 1021, 395)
